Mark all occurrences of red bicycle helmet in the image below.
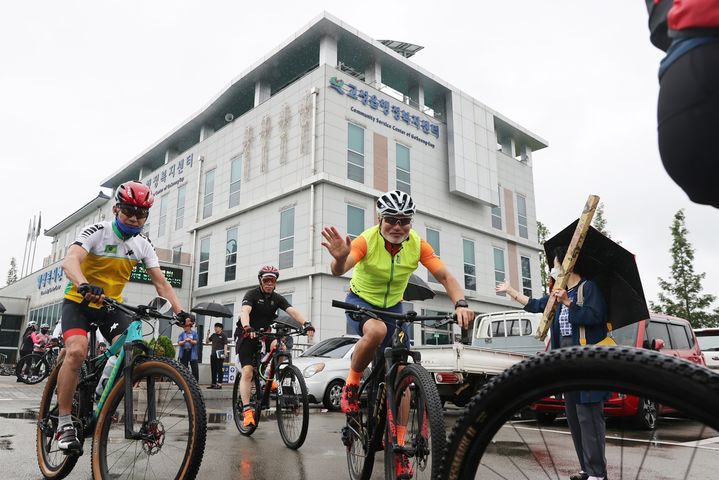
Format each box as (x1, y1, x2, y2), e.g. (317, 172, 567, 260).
(115, 181, 155, 208)
(257, 265, 280, 279)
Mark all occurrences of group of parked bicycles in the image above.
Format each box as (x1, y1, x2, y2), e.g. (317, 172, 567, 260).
(10, 294, 717, 479)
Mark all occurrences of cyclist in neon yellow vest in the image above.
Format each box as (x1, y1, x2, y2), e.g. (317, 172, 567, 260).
(321, 190, 474, 419)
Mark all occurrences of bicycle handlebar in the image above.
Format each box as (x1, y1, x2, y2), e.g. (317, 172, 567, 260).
(103, 298, 177, 321)
(332, 300, 456, 325)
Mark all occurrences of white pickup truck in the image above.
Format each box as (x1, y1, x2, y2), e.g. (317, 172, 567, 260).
(415, 310, 546, 406)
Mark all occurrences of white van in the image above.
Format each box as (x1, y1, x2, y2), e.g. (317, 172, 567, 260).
(472, 310, 547, 355)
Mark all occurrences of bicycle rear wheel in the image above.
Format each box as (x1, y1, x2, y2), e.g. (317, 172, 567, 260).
(232, 367, 262, 435)
(35, 358, 81, 480)
(385, 363, 446, 480)
(345, 376, 386, 480)
(443, 346, 719, 480)
(16, 353, 49, 384)
(91, 356, 207, 480)
(275, 364, 310, 449)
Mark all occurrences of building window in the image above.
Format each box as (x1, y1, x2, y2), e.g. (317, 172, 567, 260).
(176, 184, 186, 230)
(491, 186, 502, 230)
(494, 247, 506, 293)
(396, 143, 410, 194)
(426, 228, 440, 283)
(347, 205, 365, 240)
(463, 239, 476, 291)
(202, 169, 215, 219)
(229, 155, 242, 208)
(347, 123, 364, 183)
(172, 246, 182, 265)
(225, 228, 238, 282)
(157, 195, 168, 238)
(521, 255, 532, 297)
(279, 208, 295, 269)
(516, 193, 528, 239)
(198, 237, 210, 287)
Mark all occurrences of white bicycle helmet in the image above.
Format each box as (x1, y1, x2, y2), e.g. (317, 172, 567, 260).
(28, 321, 37, 327)
(376, 190, 416, 217)
(41, 323, 50, 329)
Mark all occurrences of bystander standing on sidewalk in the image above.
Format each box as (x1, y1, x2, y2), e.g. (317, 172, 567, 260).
(206, 322, 228, 389)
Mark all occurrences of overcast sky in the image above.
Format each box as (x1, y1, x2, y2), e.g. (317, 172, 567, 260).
(1, 1, 716, 308)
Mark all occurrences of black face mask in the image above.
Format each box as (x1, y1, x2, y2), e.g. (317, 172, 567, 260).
(41, 329, 49, 334)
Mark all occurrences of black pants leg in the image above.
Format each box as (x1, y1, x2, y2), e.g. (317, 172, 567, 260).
(210, 355, 223, 385)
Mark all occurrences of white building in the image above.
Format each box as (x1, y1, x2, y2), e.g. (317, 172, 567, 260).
(1, 12, 546, 364)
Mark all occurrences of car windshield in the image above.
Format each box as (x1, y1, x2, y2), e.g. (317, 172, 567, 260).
(301, 337, 356, 358)
(696, 334, 719, 351)
(611, 322, 640, 347)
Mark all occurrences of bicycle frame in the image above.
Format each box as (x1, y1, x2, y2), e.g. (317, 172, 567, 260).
(256, 329, 296, 407)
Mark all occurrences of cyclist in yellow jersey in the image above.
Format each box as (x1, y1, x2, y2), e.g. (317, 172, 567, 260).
(321, 190, 473, 475)
(55, 181, 193, 454)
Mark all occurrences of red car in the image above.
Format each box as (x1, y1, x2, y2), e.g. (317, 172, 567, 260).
(532, 313, 705, 429)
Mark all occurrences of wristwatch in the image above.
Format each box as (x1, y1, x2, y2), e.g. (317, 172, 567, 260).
(455, 299, 469, 309)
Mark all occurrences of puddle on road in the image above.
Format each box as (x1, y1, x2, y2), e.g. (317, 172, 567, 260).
(0, 434, 12, 450)
(0, 410, 38, 420)
(486, 440, 534, 457)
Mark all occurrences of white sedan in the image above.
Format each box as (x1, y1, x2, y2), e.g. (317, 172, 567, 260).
(292, 336, 359, 411)
(695, 328, 719, 370)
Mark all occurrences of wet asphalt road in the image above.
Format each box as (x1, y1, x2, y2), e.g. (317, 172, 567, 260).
(2, 375, 718, 479)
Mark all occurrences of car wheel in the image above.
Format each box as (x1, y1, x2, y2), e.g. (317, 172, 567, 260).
(535, 411, 557, 425)
(323, 379, 344, 411)
(634, 397, 658, 430)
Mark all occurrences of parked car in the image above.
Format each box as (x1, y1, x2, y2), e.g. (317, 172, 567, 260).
(472, 310, 546, 355)
(291, 335, 359, 411)
(533, 313, 706, 429)
(694, 327, 719, 370)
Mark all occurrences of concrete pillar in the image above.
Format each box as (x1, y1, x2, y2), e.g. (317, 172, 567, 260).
(408, 83, 424, 110)
(164, 148, 178, 165)
(254, 80, 271, 107)
(365, 60, 382, 87)
(200, 125, 214, 142)
(319, 35, 338, 67)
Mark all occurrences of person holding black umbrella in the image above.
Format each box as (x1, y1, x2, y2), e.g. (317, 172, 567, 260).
(497, 245, 609, 480)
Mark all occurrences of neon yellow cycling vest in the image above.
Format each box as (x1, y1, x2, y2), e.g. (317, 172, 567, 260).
(349, 225, 421, 308)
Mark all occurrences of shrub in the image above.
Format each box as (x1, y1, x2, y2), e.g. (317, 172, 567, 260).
(147, 335, 176, 358)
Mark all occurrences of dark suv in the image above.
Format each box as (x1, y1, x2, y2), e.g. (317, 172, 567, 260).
(533, 313, 705, 429)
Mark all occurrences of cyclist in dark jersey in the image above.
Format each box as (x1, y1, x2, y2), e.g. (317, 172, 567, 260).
(236, 265, 314, 427)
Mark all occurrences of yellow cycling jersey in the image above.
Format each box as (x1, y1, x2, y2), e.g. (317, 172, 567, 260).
(64, 221, 160, 307)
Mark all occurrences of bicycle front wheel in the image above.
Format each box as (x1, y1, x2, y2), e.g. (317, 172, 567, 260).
(385, 363, 446, 480)
(90, 356, 207, 480)
(275, 364, 309, 449)
(233, 368, 262, 435)
(443, 346, 719, 480)
(16, 353, 49, 384)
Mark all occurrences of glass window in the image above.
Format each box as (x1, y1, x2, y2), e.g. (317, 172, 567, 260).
(426, 228, 440, 283)
(225, 228, 238, 282)
(176, 184, 186, 230)
(493, 247, 505, 294)
(279, 208, 295, 269)
(463, 239, 476, 291)
(157, 195, 168, 238)
(421, 309, 452, 345)
(647, 321, 672, 349)
(172, 246, 182, 265)
(302, 337, 358, 358)
(516, 193, 528, 239)
(520, 255, 532, 297)
(202, 169, 215, 219)
(347, 205, 365, 240)
(221, 303, 235, 334)
(198, 237, 210, 287)
(396, 144, 410, 194)
(491, 186, 502, 230)
(347, 123, 364, 183)
(229, 156, 242, 208)
(668, 323, 691, 349)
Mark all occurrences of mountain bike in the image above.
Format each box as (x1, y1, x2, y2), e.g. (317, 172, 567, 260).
(35, 297, 207, 480)
(232, 320, 310, 449)
(16, 338, 63, 384)
(333, 299, 455, 480)
(442, 346, 719, 480)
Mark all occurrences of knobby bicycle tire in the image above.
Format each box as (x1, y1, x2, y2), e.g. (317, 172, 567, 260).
(346, 376, 386, 480)
(233, 367, 262, 435)
(442, 346, 719, 480)
(275, 364, 310, 449)
(384, 363, 446, 480)
(90, 356, 207, 480)
(35, 358, 80, 480)
(16, 353, 50, 384)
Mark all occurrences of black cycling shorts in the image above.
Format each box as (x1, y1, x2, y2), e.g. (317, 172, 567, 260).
(237, 336, 263, 368)
(61, 299, 132, 343)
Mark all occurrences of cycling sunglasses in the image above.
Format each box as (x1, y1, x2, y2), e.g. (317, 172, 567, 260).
(261, 276, 277, 284)
(118, 205, 150, 219)
(383, 216, 412, 226)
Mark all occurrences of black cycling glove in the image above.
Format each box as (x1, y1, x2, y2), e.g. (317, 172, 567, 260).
(302, 322, 315, 334)
(243, 325, 256, 337)
(78, 283, 104, 297)
(174, 310, 194, 327)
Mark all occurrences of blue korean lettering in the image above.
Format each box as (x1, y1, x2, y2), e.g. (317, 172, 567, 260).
(160, 170, 167, 183)
(430, 124, 440, 138)
(169, 164, 175, 177)
(411, 115, 421, 129)
(177, 159, 184, 174)
(329, 76, 345, 95)
(186, 154, 193, 167)
(153, 175, 159, 188)
(401, 110, 410, 124)
(358, 90, 369, 106)
(369, 95, 379, 109)
(347, 84, 358, 100)
(420, 119, 430, 134)
(391, 105, 401, 120)
(379, 99, 390, 115)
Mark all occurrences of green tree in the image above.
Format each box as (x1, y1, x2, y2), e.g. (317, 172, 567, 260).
(537, 221, 550, 295)
(592, 202, 611, 238)
(651, 210, 716, 328)
(6, 257, 18, 286)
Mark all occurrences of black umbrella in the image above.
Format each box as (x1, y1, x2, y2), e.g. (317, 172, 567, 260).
(544, 219, 650, 330)
(404, 274, 435, 301)
(191, 302, 233, 318)
(0, 301, 5, 314)
(275, 310, 303, 329)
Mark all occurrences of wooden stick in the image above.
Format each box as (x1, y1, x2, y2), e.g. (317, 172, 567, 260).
(536, 194, 600, 341)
